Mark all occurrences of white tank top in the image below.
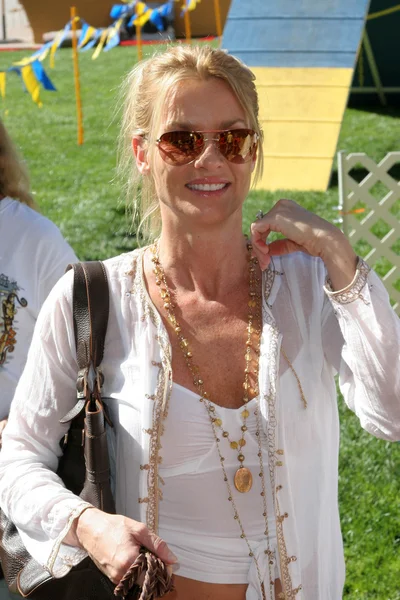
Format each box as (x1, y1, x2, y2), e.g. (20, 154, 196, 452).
(158, 383, 278, 586)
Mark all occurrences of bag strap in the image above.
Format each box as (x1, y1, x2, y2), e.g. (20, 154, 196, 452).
(60, 261, 109, 424)
(72, 261, 109, 375)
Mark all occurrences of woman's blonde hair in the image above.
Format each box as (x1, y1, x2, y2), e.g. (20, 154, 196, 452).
(118, 44, 263, 243)
(0, 118, 35, 209)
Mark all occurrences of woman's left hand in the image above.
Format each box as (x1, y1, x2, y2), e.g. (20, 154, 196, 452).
(250, 199, 358, 289)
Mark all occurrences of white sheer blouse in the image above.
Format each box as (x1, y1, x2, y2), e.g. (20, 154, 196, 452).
(0, 248, 399, 600)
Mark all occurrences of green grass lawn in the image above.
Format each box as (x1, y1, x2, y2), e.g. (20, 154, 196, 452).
(2, 44, 400, 599)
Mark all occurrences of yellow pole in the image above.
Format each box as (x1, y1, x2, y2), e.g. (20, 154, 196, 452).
(213, 0, 222, 46)
(70, 6, 84, 145)
(135, 8, 143, 61)
(184, 8, 191, 44)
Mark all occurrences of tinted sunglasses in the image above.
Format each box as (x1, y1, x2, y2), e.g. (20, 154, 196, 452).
(155, 129, 258, 166)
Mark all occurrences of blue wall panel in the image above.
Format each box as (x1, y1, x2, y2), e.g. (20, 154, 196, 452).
(223, 0, 370, 68)
(228, 0, 369, 20)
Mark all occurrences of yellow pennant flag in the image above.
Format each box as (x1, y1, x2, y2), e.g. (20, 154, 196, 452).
(50, 30, 63, 68)
(79, 25, 96, 48)
(134, 8, 153, 27)
(136, 1, 148, 15)
(21, 65, 42, 107)
(182, 0, 199, 11)
(0, 72, 5, 99)
(92, 28, 108, 60)
(13, 57, 30, 67)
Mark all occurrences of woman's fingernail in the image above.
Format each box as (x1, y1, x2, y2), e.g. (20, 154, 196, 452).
(167, 563, 180, 575)
(167, 550, 178, 563)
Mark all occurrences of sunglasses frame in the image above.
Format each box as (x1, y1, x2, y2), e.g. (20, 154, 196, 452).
(155, 128, 258, 166)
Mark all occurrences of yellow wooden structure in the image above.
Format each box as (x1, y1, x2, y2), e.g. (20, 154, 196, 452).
(253, 67, 353, 190)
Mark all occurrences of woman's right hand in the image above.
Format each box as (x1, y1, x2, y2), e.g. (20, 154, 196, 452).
(70, 507, 177, 584)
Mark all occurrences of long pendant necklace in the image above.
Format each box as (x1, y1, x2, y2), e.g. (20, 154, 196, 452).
(151, 242, 262, 493)
(151, 242, 274, 598)
(150, 243, 308, 599)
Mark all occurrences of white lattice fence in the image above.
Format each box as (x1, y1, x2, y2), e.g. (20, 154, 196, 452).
(338, 151, 400, 314)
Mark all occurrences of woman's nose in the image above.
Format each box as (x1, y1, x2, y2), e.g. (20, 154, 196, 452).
(193, 137, 224, 168)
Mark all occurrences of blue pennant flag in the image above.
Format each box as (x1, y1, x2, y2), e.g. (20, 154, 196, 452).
(110, 3, 135, 19)
(127, 13, 136, 27)
(31, 60, 57, 91)
(104, 28, 121, 52)
(159, 1, 174, 19)
(77, 22, 90, 47)
(150, 8, 165, 31)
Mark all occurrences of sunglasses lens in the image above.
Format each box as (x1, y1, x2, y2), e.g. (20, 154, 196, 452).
(158, 131, 204, 165)
(219, 130, 257, 164)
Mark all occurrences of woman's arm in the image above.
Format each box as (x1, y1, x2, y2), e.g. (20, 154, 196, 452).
(321, 260, 400, 440)
(251, 199, 400, 440)
(0, 269, 177, 579)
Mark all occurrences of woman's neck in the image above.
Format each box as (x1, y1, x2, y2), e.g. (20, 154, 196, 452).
(156, 226, 250, 301)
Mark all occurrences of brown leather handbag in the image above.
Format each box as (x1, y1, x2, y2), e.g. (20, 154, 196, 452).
(0, 262, 173, 600)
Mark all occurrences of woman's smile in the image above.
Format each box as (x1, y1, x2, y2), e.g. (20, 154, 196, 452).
(185, 177, 231, 197)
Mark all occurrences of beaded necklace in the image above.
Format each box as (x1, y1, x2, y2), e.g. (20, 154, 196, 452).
(151, 242, 261, 492)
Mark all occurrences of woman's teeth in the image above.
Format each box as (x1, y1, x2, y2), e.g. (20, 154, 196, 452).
(187, 183, 227, 191)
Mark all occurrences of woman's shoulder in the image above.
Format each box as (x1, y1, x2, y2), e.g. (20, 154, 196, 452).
(102, 247, 143, 283)
(47, 248, 145, 303)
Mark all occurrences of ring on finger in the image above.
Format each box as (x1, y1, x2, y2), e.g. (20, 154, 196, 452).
(256, 210, 264, 220)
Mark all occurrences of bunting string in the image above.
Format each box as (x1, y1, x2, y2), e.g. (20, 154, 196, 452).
(0, 0, 194, 107)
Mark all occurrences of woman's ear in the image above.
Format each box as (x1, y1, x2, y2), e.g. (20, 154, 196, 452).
(132, 136, 150, 175)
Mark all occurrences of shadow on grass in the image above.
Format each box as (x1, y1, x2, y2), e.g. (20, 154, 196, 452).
(347, 98, 400, 113)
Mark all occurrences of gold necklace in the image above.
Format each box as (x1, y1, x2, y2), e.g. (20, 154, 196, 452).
(151, 242, 262, 493)
(207, 400, 275, 600)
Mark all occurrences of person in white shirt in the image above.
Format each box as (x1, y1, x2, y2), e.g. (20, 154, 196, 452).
(0, 117, 78, 598)
(0, 118, 77, 430)
(0, 45, 399, 600)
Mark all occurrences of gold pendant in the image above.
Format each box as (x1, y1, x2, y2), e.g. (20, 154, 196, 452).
(234, 466, 253, 493)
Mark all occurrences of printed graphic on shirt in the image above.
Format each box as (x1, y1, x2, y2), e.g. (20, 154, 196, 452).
(0, 274, 27, 366)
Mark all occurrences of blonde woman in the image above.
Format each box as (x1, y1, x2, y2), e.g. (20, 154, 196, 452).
(0, 46, 399, 600)
(0, 119, 77, 435)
